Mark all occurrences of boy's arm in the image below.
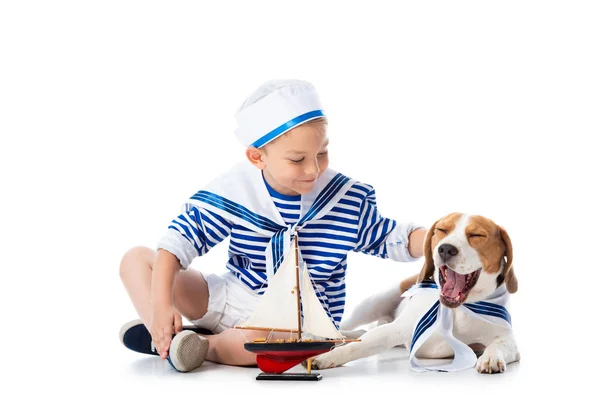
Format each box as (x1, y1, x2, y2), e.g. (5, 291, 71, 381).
(353, 188, 425, 262)
(150, 249, 181, 358)
(150, 204, 233, 357)
(407, 228, 427, 258)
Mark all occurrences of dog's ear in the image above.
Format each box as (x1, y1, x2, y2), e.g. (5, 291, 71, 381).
(400, 274, 419, 294)
(499, 225, 517, 294)
(417, 219, 439, 283)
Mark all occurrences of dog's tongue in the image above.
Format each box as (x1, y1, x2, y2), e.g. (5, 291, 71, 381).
(442, 268, 466, 298)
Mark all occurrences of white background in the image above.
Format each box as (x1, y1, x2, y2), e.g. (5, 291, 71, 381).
(1, 1, 598, 398)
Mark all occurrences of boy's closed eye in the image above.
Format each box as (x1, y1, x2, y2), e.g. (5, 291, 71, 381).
(289, 151, 329, 163)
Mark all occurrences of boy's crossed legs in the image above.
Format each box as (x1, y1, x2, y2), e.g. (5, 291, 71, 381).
(119, 246, 282, 371)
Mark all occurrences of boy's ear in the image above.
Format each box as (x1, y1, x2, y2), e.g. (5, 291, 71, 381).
(245, 147, 266, 169)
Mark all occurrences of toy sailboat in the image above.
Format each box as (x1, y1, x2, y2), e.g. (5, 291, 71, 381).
(235, 236, 358, 380)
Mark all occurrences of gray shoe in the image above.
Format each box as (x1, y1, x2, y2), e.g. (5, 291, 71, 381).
(167, 331, 209, 372)
(119, 319, 213, 357)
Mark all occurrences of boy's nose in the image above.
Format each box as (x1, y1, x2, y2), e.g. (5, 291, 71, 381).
(305, 159, 320, 175)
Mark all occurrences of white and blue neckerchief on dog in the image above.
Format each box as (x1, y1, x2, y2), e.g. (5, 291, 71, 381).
(402, 280, 512, 372)
(235, 79, 325, 148)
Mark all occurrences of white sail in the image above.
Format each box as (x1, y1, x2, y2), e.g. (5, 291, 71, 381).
(239, 246, 299, 331)
(300, 265, 345, 339)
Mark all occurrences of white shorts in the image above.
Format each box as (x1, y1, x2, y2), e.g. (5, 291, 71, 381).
(189, 271, 260, 334)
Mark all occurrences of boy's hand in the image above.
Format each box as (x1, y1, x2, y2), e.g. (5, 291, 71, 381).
(150, 250, 184, 358)
(151, 304, 183, 359)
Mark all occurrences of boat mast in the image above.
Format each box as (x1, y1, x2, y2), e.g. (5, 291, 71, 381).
(294, 234, 302, 340)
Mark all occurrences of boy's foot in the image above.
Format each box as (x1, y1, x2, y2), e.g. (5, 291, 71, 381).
(167, 331, 209, 372)
(119, 319, 158, 355)
(119, 319, 212, 356)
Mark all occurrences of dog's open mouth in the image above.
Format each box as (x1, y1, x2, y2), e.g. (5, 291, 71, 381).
(439, 265, 481, 308)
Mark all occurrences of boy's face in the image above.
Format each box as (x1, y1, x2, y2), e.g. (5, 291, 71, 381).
(248, 122, 329, 196)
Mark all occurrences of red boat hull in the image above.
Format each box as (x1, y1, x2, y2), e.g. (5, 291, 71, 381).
(245, 342, 335, 374)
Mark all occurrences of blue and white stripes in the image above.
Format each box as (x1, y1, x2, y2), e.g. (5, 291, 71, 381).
(160, 179, 416, 327)
(410, 300, 440, 352)
(265, 185, 301, 226)
(405, 280, 512, 372)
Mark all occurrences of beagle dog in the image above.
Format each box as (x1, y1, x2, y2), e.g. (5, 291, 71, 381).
(311, 213, 520, 373)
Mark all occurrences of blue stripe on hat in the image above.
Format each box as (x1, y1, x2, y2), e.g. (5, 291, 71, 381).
(250, 110, 325, 148)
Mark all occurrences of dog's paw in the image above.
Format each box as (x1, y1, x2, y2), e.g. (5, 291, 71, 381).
(307, 350, 345, 370)
(476, 348, 506, 374)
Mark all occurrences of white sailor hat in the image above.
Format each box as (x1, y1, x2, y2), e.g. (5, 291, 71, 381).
(235, 79, 326, 148)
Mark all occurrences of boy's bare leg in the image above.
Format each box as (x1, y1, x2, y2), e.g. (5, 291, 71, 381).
(120, 246, 290, 367)
(204, 329, 290, 366)
(119, 246, 210, 330)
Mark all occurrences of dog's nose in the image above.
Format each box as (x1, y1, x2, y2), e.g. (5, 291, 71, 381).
(438, 244, 459, 261)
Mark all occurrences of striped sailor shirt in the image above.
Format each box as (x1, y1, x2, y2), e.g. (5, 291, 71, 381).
(158, 172, 421, 327)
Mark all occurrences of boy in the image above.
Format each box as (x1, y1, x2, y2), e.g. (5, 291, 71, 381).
(119, 79, 426, 372)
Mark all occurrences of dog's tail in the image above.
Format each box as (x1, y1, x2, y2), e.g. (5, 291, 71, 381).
(340, 274, 420, 331)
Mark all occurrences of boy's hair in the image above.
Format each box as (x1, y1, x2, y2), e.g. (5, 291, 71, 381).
(305, 117, 328, 125)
